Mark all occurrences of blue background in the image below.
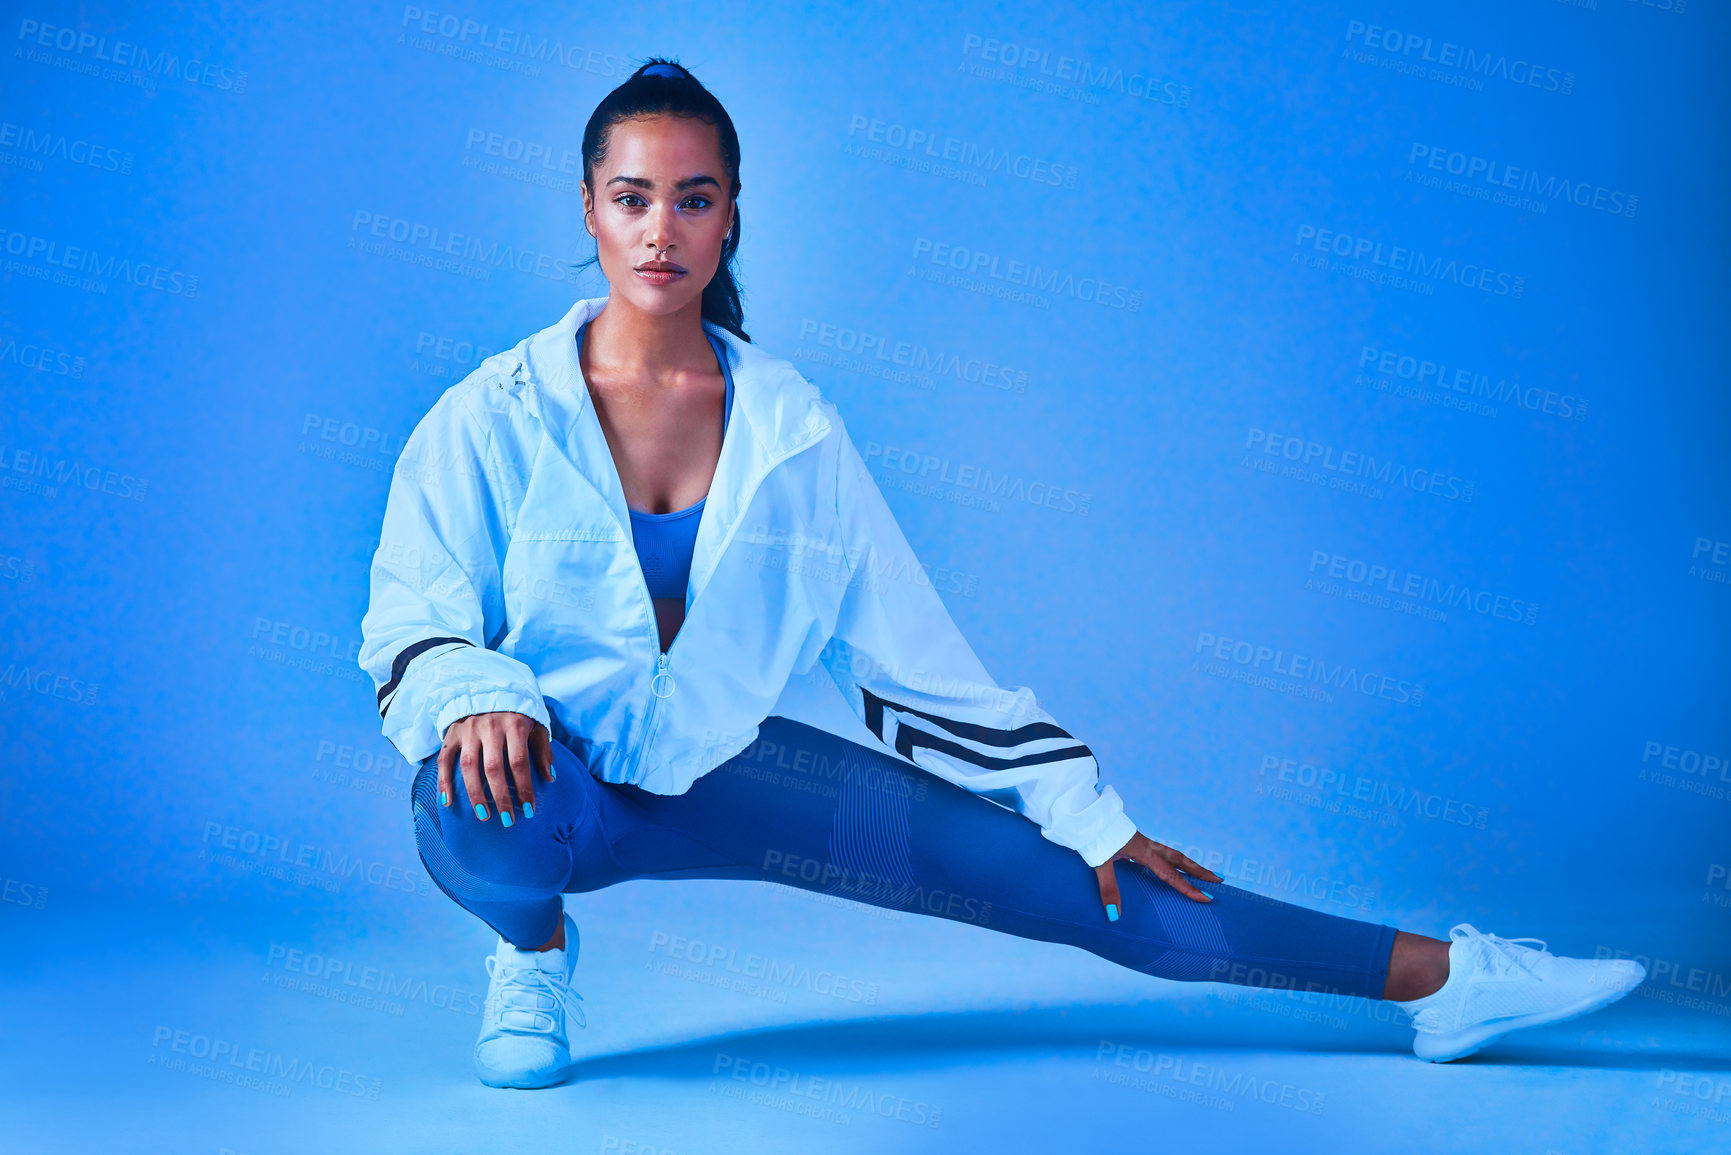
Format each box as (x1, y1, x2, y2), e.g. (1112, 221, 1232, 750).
(2, 2, 1727, 1152)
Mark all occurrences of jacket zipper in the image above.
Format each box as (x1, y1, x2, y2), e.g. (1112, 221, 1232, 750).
(626, 433, 829, 783)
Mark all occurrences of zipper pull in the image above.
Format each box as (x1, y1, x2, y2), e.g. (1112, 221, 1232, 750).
(650, 651, 675, 698)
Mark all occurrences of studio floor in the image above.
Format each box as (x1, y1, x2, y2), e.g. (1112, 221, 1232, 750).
(1, 881, 1722, 1155)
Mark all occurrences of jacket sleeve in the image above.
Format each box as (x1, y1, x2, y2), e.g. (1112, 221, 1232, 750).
(816, 421, 1138, 868)
(357, 379, 550, 765)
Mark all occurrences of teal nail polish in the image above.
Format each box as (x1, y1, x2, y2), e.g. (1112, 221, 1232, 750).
(548, 765, 557, 781)
(501, 811, 513, 828)
(523, 802, 534, 819)
(474, 802, 488, 821)
(1106, 903, 1120, 922)
(439, 789, 449, 807)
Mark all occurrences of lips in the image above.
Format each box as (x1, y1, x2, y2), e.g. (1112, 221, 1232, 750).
(634, 261, 687, 285)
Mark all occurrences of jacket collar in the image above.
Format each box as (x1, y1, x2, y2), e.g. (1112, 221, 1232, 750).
(515, 295, 833, 608)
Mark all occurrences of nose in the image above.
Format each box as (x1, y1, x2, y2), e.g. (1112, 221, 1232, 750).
(643, 206, 675, 255)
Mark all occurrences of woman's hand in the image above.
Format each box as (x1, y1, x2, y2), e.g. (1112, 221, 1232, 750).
(437, 710, 555, 827)
(1094, 833, 1223, 920)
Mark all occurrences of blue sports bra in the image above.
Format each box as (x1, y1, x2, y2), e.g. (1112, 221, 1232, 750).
(575, 321, 735, 601)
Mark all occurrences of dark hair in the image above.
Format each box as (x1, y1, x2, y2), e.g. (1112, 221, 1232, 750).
(576, 57, 749, 342)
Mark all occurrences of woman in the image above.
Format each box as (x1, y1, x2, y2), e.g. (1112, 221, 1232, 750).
(358, 59, 1645, 1089)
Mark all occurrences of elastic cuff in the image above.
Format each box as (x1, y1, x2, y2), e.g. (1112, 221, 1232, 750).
(1367, 922, 1401, 1001)
(1069, 811, 1140, 869)
(433, 691, 550, 747)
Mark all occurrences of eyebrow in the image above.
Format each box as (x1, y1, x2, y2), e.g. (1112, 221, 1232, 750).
(605, 174, 722, 192)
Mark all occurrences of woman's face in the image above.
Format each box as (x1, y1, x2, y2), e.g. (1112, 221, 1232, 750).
(581, 114, 737, 318)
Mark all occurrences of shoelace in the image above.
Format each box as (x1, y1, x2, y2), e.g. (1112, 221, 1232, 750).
(1452, 923, 1552, 980)
(484, 955, 588, 1035)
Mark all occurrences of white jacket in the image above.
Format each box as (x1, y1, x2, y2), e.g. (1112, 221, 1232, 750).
(358, 296, 1138, 867)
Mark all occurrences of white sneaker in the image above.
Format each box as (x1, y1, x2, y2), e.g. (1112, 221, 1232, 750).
(1395, 922, 1646, 1062)
(473, 911, 586, 1088)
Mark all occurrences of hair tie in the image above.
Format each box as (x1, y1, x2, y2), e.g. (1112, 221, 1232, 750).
(642, 63, 684, 78)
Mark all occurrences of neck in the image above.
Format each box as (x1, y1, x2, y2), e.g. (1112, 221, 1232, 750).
(583, 294, 714, 377)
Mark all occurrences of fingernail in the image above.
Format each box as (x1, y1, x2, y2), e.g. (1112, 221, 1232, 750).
(501, 810, 513, 828)
(439, 789, 449, 807)
(524, 802, 534, 819)
(548, 764, 557, 781)
(473, 802, 488, 821)
(1106, 903, 1119, 922)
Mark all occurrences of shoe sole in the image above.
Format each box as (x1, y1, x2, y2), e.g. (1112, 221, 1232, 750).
(1413, 971, 1645, 1063)
(474, 1058, 571, 1089)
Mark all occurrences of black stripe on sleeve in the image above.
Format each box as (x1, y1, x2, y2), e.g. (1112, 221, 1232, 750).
(860, 686, 1074, 747)
(376, 636, 472, 718)
(893, 722, 1094, 773)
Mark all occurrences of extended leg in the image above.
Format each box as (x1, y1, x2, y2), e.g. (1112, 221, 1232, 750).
(588, 716, 1402, 1000)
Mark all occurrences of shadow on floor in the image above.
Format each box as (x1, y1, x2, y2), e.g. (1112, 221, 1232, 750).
(564, 1000, 1719, 1085)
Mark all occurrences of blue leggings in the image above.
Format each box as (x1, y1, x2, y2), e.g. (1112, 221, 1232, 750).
(412, 715, 1399, 1000)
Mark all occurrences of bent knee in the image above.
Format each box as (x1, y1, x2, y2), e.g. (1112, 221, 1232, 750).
(410, 763, 570, 893)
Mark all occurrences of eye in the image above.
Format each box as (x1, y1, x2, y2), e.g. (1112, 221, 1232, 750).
(615, 193, 646, 208)
(681, 195, 714, 211)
